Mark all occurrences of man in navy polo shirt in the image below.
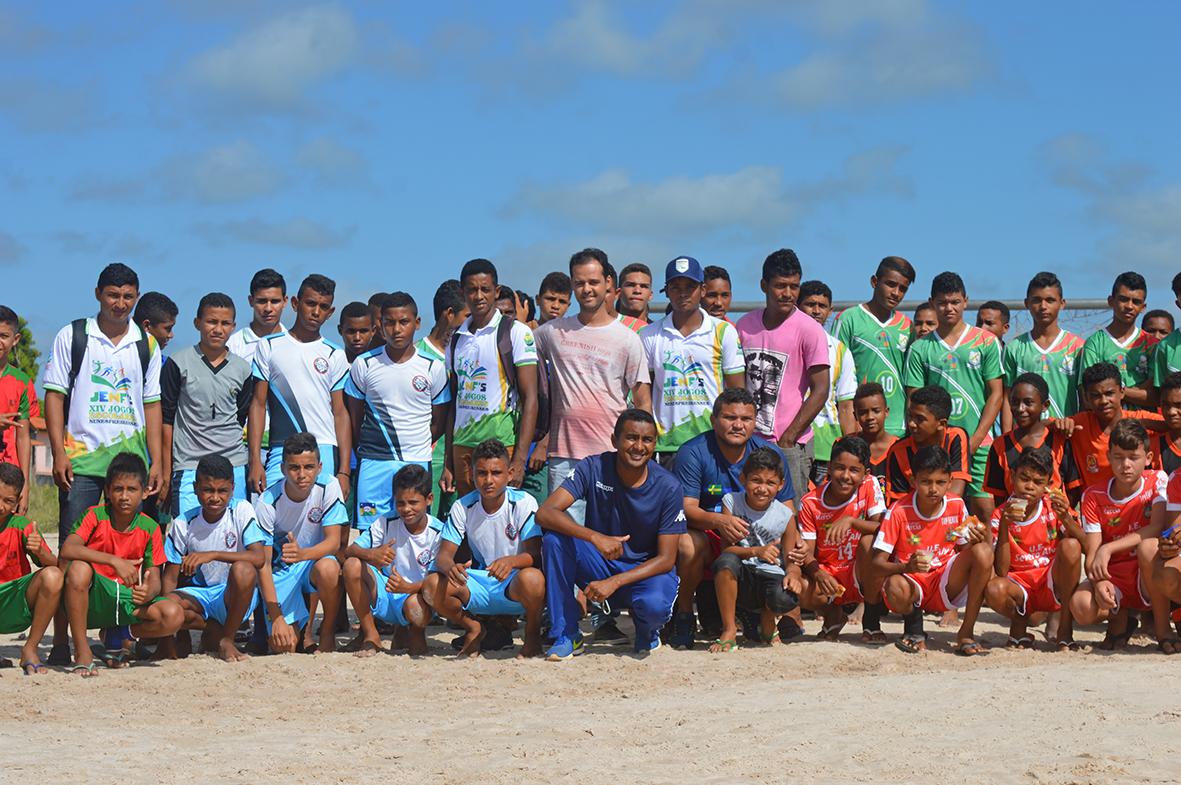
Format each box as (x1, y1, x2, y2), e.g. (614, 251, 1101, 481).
(538, 409, 685, 660)
(669, 387, 795, 647)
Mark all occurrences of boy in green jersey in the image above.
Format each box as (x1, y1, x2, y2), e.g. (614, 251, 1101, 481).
(1081, 272, 1155, 410)
(1152, 273, 1181, 389)
(1002, 272, 1084, 426)
(834, 256, 916, 438)
(903, 272, 1004, 521)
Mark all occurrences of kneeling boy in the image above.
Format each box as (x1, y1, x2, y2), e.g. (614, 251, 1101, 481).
(162, 455, 267, 662)
(343, 464, 442, 657)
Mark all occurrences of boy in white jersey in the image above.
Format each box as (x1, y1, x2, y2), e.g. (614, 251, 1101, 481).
(228, 269, 287, 468)
(424, 439, 545, 658)
(343, 464, 442, 657)
(247, 274, 352, 495)
(254, 433, 349, 654)
(160, 455, 266, 662)
(346, 292, 449, 530)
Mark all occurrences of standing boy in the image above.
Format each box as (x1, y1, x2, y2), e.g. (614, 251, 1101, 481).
(417, 280, 468, 515)
(338, 302, 377, 363)
(851, 383, 896, 482)
(133, 292, 178, 353)
(1153, 372, 1181, 475)
(702, 265, 733, 323)
(975, 301, 1010, 345)
(616, 262, 653, 330)
(227, 268, 288, 366)
(884, 386, 971, 503)
(535, 272, 572, 326)
(1082, 272, 1156, 410)
(984, 373, 1078, 504)
(1142, 310, 1174, 343)
(1002, 272, 1083, 424)
(798, 280, 857, 483)
(0, 306, 39, 513)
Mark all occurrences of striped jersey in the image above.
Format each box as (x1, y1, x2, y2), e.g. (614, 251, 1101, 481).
(345, 345, 450, 462)
(252, 332, 349, 448)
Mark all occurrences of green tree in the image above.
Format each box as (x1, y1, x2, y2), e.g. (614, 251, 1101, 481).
(11, 316, 40, 379)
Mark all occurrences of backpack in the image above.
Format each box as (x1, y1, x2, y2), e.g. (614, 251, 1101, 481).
(64, 318, 152, 426)
(451, 316, 550, 442)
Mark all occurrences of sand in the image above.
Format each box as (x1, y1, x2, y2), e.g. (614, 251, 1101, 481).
(0, 610, 1175, 785)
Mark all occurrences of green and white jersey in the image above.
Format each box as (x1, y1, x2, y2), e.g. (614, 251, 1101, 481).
(903, 325, 1003, 435)
(446, 311, 537, 447)
(810, 332, 857, 462)
(834, 305, 911, 436)
(415, 336, 446, 363)
(1081, 326, 1156, 391)
(43, 318, 162, 477)
(1153, 329, 1181, 386)
(639, 310, 745, 453)
(1002, 330, 1084, 418)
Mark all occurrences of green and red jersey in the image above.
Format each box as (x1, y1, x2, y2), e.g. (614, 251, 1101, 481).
(0, 514, 50, 583)
(1081, 327, 1156, 408)
(1002, 330, 1084, 418)
(70, 505, 164, 584)
(903, 325, 1003, 436)
(0, 365, 40, 468)
(835, 305, 912, 437)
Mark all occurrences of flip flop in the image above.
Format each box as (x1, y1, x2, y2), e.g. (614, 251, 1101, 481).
(955, 638, 987, 657)
(1098, 614, 1140, 651)
(0, 657, 12, 669)
(895, 633, 927, 653)
(19, 661, 49, 676)
(68, 662, 100, 678)
(1005, 635, 1035, 649)
(860, 629, 888, 646)
(819, 623, 845, 641)
(1158, 638, 1181, 655)
(1053, 638, 1083, 652)
(91, 644, 130, 669)
(709, 638, 738, 654)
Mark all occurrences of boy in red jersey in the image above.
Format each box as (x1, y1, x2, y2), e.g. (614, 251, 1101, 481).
(851, 383, 896, 483)
(884, 386, 970, 502)
(984, 448, 1083, 650)
(1069, 420, 1167, 649)
(872, 445, 994, 655)
(796, 436, 886, 641)
(59, 453, 184, 675)
(984, 373, 1078, 505)
(1142, 468, 1181, 654)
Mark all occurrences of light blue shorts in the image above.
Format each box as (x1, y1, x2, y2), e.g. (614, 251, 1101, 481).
(355, 458, 430, 530)
(175, 582, 258, 626)
(366, 564, 412, 626)
(170, 465, 247, 519)
(463, 568, 525, 616)
(268, 558, 336, 628)
(265, 443, 337, 489)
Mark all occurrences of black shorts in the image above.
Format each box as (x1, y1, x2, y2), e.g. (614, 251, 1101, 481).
(712, 552, 798, 614)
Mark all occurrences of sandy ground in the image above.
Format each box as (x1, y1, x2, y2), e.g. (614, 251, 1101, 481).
(0, 608, 1176, 785)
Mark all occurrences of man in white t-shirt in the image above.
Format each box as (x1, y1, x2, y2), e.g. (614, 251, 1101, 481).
(226, 268, 289, 367)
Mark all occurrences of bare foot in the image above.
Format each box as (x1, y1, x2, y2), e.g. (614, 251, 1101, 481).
(353, 639, 382, 659)
(316, 637, 337, 654)
(517, 639, 543, 659)
(938, 610, 959, 628)
(456, 625, 485, 658)
(218, 638, 249, 662)
(848, 603, 864, 626)
(407, 635, 428, 657)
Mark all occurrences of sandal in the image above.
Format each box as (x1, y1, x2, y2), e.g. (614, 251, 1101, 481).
(860, 629, 888, 646)
(1053, 638, 1082, 652)
(819, 623, 845, 642)
(1098, 614, 1139, 651)
(1005, 635, 1035, 650)
(895, 633, 927, 653)
(955, 638, 987, 657)
(709, 638, 739, 654)
(19, 661, 49, 676)
(91, 644, 130, 669)
(1159, 638, 1181, 655)
(68, 661, 100, 678)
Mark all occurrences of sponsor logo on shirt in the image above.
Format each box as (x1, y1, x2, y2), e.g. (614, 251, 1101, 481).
(308, 506, 324, 523)
(313, 357, 329, 374)
(505, 521, 519, 540)
(359, 501, 377, 517)
(595, 480, 614, 493)
(412, 374, 429, 392)
(224, 530, 238, 549)
(87, 361, 138, 425)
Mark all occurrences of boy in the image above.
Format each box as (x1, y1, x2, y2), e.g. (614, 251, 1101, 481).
(247, 273, 351, 492)
(1002, 272, 1083, 423)
(161, 292, 254, 518)
(1154, 372, 1181, 475)
(884, 386, 970, 502)
(852, 383, 896, 482)
(1142, 309, 1174, 343)
(227, 268, 288, 368)
(253, 432, 348, 654)
(708, 447, 797, 652)
(1082, 272, 1156, 409)
(162, 455, 266, 662)
(338, 301, 377, 362)
(911, 303, 937, 342)
(59, 453, 184, 675)
(1152, 273, 1181, 387)
(984, 373, 1078, 505)
(799, 280, 857, 483)
(366, 293, 389, 350)
(975, 300, 1010, 345)
(904, 271, 1004, 520)
(703, 265, 733, 323)
(834, 255, 915, 438)
(796, 436, 886, 641)
(1069, 420, 1167, 648)
(616, 262, 653, 327)
(495, 286, 519, 321)
(1066, 362, 1162, 489)
(0, 463, 63, 674)
(417, 280, 468, 516)
(984, 447, 1082, 650)
(0, 305, 39, 512)
(1144, 465, 1181, 653)
(133, 291, 179, 352)
(535, 272, 572, 326)
(346, 292, 449, 529)
(424, 439, 545, 658)
(343, 464, 442, 657)
(872, 445, 994, 655)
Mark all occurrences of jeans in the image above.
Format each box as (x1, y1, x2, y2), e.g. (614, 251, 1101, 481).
(58, 474, 105, 544)
(547, 457, 585, 525)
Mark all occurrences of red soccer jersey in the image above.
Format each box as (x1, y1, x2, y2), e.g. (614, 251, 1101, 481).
(989, 498, 1063, 572)
(797, 477, 886, 570)
(0, 514, 50, 583)
(70, 505, 165, 584)
(873, 494, 969, 570)
(1070, 410, 1163, 488)
(1079, 470, 1166, 565)
(885, 428, 971, 502)
(0, 365, 40, 468)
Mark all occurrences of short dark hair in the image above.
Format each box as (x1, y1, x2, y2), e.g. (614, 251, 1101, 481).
(0, 462, 24, 492)
(97, 262, 139, 290)
(1011, 372, 1049, 403)
(496, 285, 514, 303)
(282, 432, 320, 461)
(339, 301, 371, 323)
(1172, 272, 1181, 298)
(249, 268, 286, 296)
(914, 302, 935, 317)
(106, 452, 147, 488)
(382, 291, 418, 317)
(1143, 309, 1175, 330)
(460, 258, 498, 287)
(298, 274, 335, 299)
(367, 292, 388, 308)
(1013, 446, 1053, 479)
(1081, 362, 1122, 391)
(1026, 271, 1062, 297)
(799, 280, 832, 303)
(517, 291, 535, 322)
(569, 248, 609, 279)
(392, 463, 432, 498)
(538, 271, 572, 297)
(704, 265, 731, 284)
(196, 292, 235, 319)
(712, 386, 756, 415)
(742, 446, 785, 479)
(1109, 419, 1149, 451)
(432, 279, 464, 321)
(930, 271, 966, 299)
(853, 382, 886, 404)
(613, 408, 657, 439)
(619, 263, 651, 282)
(830, 435, 869, 468)
(195, 454, 235, 483)
(977, 300, 1009, 323)
(472, 438, 510, 466)
(875, 256, 915, 284)
(910, 385, 953, 422)
(761, 248, 801, 282)
(133, 292, 177, 326)
(1160, 371, 1181, 398)
(602, 260, 618, 286)
(0, 305, 19, 329)
(1112, 271, 1147, 296)
(912, 445, 952, 475)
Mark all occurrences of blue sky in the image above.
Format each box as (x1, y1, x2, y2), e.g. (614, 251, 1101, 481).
(3, 1, 1180, 361)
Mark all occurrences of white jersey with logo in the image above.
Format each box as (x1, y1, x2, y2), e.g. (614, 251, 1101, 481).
(354, 514, 444, 581)
(252, 332, 348, 447)
(442, 488, 540, 568)
(445, 310, 537, 447)
(164, 499, 267, 587)
(227, 324, 287, 367)
(345, 346, 450, 462)
(254, 477, 350, 567)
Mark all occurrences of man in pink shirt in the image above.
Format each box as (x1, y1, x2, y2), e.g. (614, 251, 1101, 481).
(736, 248, 831, 504)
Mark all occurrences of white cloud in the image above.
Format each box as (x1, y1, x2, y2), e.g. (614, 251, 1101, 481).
(0, 231, 26, 264)
(186, 5, 359, 110)
(295, 137, 369, 188)
(158, 140, 285, 203)
(195, 217, 353, 249)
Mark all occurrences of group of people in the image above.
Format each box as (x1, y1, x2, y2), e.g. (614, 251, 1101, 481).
(4, 247, 1181, 677)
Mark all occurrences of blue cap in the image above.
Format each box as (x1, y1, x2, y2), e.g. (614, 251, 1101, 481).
(663, 256, 704, 289)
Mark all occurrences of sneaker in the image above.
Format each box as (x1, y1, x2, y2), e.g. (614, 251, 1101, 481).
(591, 620, 630, 646)
(634, 636, 662, 656)
(545, 636, 585, 661)
(669, 611, 696, 650)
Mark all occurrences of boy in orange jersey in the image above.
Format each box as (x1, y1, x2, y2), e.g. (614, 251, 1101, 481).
(851, 383, 896, 483)
(884, 386, 970, 502)
(984, 373, 1078, 506)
